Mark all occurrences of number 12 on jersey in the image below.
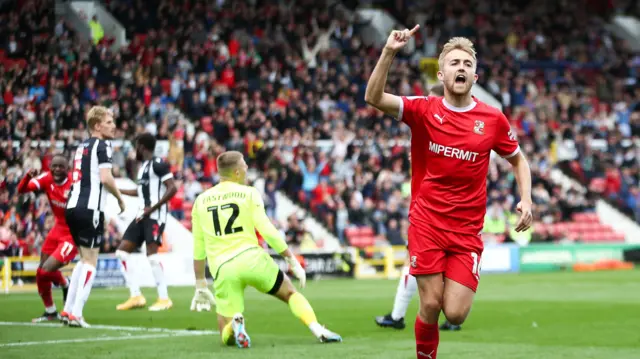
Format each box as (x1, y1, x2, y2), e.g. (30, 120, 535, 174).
(208, 204, 244, 236)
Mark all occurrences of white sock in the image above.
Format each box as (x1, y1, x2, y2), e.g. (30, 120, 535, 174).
(309, 322, 324, 338)
(116, 250, 141, 297)
(71, 263, 96, 318)
(63, 262, 83, 314)
(45, 305, 57, 314)
(391, 265, 417, 320)
(148, 254, 168, 300)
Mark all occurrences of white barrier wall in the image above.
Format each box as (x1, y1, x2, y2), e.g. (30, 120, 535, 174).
(107, 178, 194, 255)
(90, 178, 196, 287)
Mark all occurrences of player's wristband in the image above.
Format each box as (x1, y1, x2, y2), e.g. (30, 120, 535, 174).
(195, 279, 208, 289)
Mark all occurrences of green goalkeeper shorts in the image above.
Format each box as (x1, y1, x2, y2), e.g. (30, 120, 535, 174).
(214, 248, 283, 317)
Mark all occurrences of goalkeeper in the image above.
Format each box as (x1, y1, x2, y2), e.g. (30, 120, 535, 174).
(190, 151, 342, 348)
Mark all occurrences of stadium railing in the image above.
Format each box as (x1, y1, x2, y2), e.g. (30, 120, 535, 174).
(0, 256, 74, 294)
(354, 245, 408, 279)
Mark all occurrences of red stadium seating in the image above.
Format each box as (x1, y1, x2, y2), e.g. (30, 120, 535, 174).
(345, 227, 376, 248)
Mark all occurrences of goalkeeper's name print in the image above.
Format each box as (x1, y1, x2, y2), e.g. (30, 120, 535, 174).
(428, 141, 479, 162)
(202, 191, 247, 203)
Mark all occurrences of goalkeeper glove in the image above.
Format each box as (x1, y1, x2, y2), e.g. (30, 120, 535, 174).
(286, 256, 306, 289)
(190, 279, 215, 312)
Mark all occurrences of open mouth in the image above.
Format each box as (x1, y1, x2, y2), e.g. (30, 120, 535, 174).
(455, 74, 466, 84)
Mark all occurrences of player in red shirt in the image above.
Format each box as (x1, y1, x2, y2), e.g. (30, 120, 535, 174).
(376, 84, 461, 331)
(365, 29, 533, 359)
(17, 155, 77, 323)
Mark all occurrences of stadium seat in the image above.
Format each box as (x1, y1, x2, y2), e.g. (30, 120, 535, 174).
(358, 227, 375, 237)
(344, 227, 359, 239)
(613, 233, 626, 241)
(349, 235, 375, 248)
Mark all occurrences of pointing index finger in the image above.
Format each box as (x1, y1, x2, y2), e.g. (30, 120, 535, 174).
(408, 24, 420, 36)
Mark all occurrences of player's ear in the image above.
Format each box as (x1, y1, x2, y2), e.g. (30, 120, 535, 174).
(437, 71, 444, 82)
(473, 74, 478, 84)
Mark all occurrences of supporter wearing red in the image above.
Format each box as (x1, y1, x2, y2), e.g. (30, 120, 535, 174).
(365, 30, 533, 358)
(17, 155, 75, 323)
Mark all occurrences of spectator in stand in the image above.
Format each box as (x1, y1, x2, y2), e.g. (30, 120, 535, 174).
(0, 0, 638, 259)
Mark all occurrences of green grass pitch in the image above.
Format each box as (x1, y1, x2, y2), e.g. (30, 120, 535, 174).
(1, 270, 639, 359)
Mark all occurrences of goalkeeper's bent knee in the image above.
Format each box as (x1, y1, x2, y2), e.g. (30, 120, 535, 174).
(288, 292, 318, 326)
(221, 321, 235, 346)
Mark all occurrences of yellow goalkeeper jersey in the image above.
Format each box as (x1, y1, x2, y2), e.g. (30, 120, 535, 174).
(191, 181, 288, 278)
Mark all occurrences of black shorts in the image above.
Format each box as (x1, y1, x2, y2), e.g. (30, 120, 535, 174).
(65, 208, 105, 249)
(122, 218, 165, 247)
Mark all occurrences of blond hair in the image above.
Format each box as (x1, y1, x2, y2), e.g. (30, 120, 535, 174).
(86, 106, 112, 130)
(438, 37, 477, 69)
(217, 151, 244, 177)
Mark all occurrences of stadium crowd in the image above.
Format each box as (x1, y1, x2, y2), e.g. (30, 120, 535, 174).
(0, 0, 639, 259)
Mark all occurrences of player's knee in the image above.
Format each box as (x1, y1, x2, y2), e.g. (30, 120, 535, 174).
(115, 249, 130, 261)
(443, 308, 468, 326)
(146, 243, 160, 256)
(275, 277, 296, 302)
(41, 260, 59, 273)
(147, 253, 161, 266)
(420, 295, 443, 315)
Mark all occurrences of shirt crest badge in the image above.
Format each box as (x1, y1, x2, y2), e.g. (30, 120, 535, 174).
(473, 120, 485, 135)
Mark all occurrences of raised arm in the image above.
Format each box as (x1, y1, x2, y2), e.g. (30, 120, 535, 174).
(17, 169, 42, 194)
(364, 25, 420, 118)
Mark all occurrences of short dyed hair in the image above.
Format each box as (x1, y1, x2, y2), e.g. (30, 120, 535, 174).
(438, 37, 477, 69)
(217, 151, 244, 176)
(86, 106, 112, 130)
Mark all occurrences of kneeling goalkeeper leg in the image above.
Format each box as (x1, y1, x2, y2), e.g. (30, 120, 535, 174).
(221, 318, 235, 346)
(272, 272, 342, 343)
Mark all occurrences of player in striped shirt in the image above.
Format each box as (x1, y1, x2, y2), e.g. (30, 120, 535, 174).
(63, 106, 126, 328)
(115, 133, 177, 312)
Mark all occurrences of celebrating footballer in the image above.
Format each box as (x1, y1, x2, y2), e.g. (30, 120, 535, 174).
(365, 27, 533, 359)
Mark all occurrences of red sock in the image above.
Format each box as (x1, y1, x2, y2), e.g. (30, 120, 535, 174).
(415, 316, 439, 359)
(36, 268, 54, 308)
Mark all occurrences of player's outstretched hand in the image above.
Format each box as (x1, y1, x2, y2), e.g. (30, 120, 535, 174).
(26, 169, 39, 178)
(117, 198, 126, 215)
(190, 283, 216, 312)
(286, 256, 306, 289)
(515, 200, 533, 232)
(385, 24, 420, 53)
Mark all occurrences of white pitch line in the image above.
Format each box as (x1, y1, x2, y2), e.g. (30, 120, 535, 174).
(0, 332, 195, 347)
(0, 321, 218, 335)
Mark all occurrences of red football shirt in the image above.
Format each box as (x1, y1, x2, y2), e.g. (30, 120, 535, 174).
(19, 172, 72, 227)
(409, 104, 429, 211)
(400, 96, 519, 235)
